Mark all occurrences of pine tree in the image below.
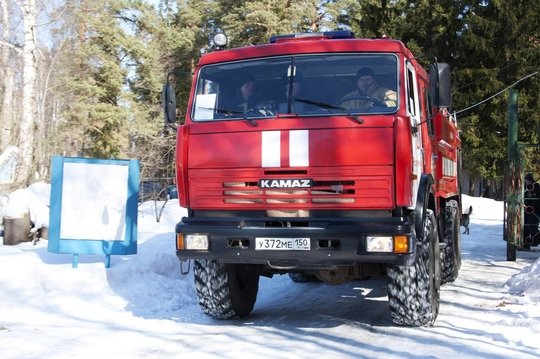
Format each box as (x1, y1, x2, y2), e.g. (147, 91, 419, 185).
(125, 0, 195, 179)
(456, 0, 540, 189)
(54, 0, 132, 159)
(216, 0, 320, 46)
(325, 0, 405, 38)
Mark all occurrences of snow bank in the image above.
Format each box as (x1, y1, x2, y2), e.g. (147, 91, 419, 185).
(3, 182, 50, 231)
(460, 194, 540, 302)
(506, 257, 540, 301)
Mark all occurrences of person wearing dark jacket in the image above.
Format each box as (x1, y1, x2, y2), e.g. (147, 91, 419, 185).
(236, 74, 259, 113)
(340, 67, 397, 110)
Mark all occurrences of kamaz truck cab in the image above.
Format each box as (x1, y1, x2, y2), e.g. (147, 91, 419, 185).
(163, 30, 462, 326)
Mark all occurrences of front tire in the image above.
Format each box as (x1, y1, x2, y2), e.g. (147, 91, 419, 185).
(193, 260, 259, 319)
(387, 209, 441, 326)
(441, 200, 461, 283)
(288, 272, 320, 283)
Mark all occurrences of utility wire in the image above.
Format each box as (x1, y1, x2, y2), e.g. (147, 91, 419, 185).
(455, 71, 539, 115)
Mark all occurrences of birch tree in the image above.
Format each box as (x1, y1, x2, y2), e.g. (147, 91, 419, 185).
(16, 0, 38, 184)
(0, 0, 19, 151)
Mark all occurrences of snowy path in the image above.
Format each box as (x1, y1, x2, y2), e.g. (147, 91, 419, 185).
(1, 196, 539, 358)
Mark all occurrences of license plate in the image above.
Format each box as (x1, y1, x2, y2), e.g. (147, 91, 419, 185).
(255, 237, 310, 250)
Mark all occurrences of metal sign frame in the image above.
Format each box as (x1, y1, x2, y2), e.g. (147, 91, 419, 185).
(48, 156, 139, 267)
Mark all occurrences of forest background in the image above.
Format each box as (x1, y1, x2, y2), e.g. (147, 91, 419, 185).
(0, 0, 539, 197)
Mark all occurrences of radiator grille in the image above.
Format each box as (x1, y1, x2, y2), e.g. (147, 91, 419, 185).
(189, 168, 394, 209)
(223, 181, 355, 204)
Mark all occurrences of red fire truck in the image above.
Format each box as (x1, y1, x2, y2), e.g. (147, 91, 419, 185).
(163, 30, 462, 326)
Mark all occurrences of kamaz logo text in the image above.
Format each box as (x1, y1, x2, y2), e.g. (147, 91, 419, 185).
(258, 179, 313, 188)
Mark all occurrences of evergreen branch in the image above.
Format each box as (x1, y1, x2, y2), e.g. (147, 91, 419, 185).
(455, 60, 520, 91)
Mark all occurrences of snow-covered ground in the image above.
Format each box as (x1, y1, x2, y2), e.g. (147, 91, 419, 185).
(0, 191, 539, 359)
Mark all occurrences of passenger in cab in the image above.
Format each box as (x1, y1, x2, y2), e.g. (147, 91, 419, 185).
(340, 67, 397, 110)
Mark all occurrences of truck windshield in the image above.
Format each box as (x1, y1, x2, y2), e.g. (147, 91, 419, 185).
(192, 54, 398, 122)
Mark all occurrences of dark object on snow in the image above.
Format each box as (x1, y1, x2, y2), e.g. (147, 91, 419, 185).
(31, 226, 49, 245)
(166, 185, 178, 199)
(38, 226, 48, 240)
(3, 213, 32, 245)
(460, 206, 472, 235)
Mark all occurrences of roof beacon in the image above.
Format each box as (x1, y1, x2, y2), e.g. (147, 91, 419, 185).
(269, 30, 355, 43)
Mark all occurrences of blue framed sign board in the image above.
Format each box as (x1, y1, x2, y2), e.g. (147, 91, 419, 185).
(48, 156, 139, 268)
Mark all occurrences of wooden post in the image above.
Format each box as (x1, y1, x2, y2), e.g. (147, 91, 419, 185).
(3, 213, 32, 245)
(506, 89, 519, 261)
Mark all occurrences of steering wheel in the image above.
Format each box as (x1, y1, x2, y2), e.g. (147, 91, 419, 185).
(337, 95, 387, 109)
(252, 103, 275, 116)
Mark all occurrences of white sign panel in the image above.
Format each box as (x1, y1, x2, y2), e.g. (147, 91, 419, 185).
(60, 162, 129, 241)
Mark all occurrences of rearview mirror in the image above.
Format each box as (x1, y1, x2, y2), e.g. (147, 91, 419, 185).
(162, 82, 177, 124)
(429, 63, 452, 109)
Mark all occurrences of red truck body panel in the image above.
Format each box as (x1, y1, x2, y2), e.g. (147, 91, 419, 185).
(176, 36, 460, 215)
(181, 116, 395, 210)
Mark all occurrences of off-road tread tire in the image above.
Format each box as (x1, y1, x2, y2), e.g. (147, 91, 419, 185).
(441, 200, 461, 284)
(387, 210, 441, 326)
(288, 272, 320, 283)
(193, 259, 259, 319)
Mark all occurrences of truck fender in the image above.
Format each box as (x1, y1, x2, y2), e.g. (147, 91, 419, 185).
(414, 174, 435, 239)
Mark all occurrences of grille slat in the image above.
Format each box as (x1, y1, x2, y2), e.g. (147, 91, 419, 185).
(223, 181, 357, 204)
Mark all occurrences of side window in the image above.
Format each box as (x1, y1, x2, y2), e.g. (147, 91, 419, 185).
(406, 66, 419, 118)
(193, 77, 220, 121)
(195, 77, 220, 96)
(424, 89, 434, 137)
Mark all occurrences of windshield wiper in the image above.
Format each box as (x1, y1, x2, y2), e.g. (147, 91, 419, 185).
(199, 107, 258, 126)
(294, 98, 364, 124)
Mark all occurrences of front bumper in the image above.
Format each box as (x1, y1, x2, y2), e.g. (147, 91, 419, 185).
(175, 216, 416, 268)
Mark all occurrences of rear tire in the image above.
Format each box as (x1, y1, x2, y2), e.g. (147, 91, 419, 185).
(193, 259, 259, 319)
(387, 209, 441, 326)
(441, 200, 461, 283)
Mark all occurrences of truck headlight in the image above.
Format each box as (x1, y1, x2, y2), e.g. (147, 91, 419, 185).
(178, 234, 209, 250)
(366, 236, 393, 252)
(366, 235, 410, 253)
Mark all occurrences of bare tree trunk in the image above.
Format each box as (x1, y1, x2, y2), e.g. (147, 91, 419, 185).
(36, 43, 63, 180)
(1, 67, 15, 148)
(16, 0, 38, 184)
(468, 174, 476, 196)
(0, 0, 17, 149)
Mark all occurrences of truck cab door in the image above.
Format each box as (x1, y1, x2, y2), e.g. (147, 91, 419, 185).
(405, 60, 423, 209)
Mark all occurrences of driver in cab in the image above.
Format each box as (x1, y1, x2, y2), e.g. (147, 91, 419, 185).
(340, 67, 397, 110)
(236, 74, 259, 113)
(234, 74, 273, 117)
